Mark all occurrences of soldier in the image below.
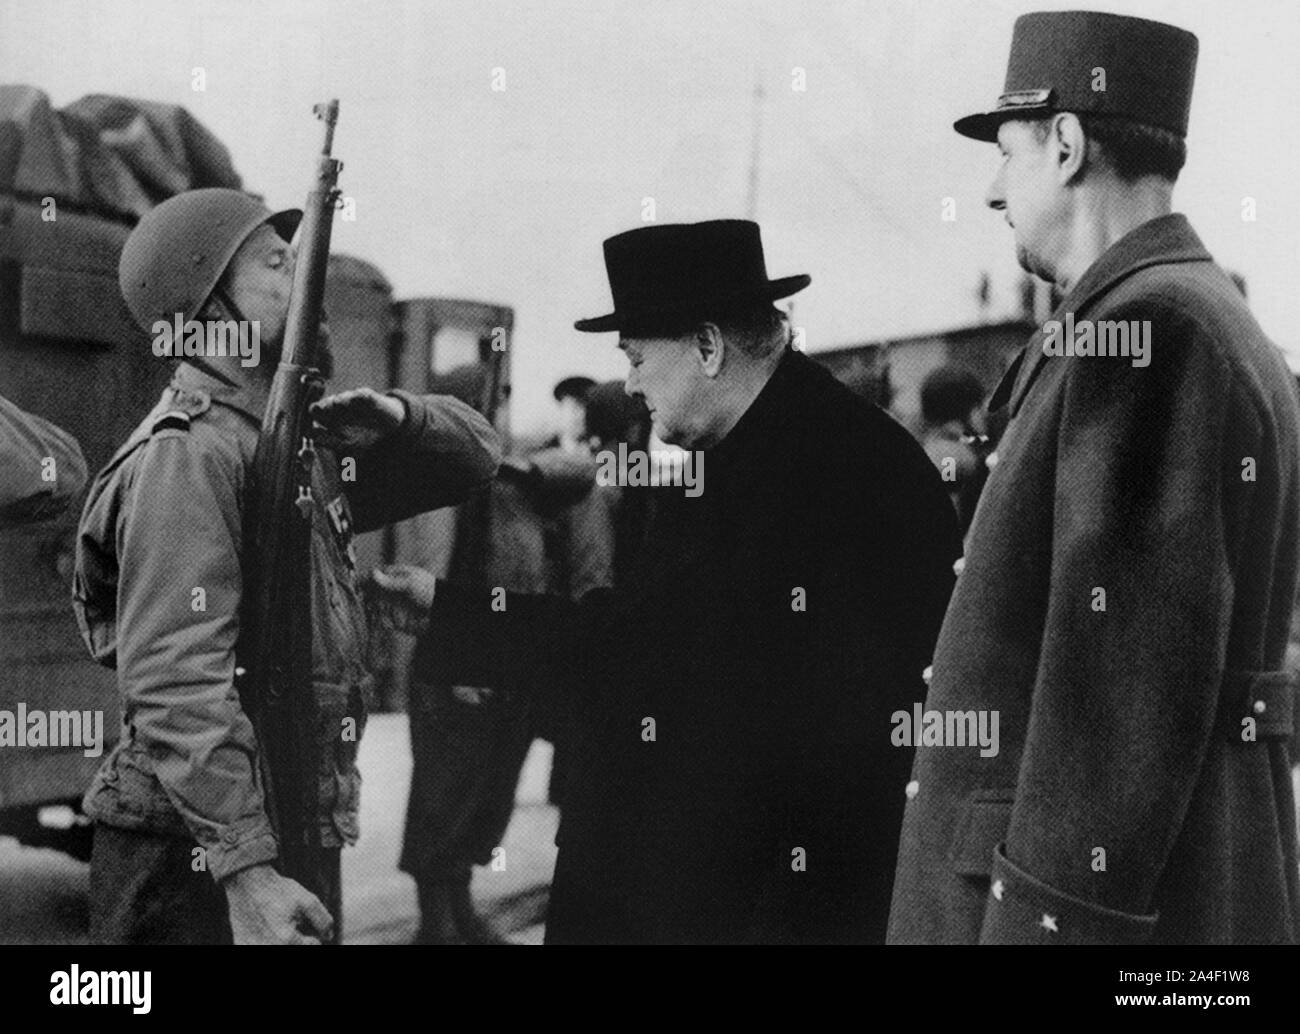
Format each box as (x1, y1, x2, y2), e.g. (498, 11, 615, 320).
(889, 12, 1300, 944)
(72, 188, 501, 945)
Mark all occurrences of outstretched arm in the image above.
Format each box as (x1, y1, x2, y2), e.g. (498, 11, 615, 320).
(311, 388, 501, 533)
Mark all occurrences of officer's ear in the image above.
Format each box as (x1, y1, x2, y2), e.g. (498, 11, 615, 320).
(692, 323, 726, 379)
(1051, 113, 1088, 185)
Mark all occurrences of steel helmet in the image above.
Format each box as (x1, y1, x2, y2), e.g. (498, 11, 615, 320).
(118, 187, 302, 333)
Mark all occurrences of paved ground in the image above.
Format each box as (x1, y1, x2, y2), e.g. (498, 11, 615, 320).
(0, 714, 559, 945)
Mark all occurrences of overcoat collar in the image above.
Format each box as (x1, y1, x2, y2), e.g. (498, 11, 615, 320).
(988, 213, 1213, 419)
(709, 347, 801, 471)
(616, 349, 804, 612)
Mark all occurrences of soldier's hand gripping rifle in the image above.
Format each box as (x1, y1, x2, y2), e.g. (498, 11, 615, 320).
(237, 100, 342, 902)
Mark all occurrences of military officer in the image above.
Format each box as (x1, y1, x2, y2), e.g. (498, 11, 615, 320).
(73, 188, 501, 945)
(888, 12, 1300, 944)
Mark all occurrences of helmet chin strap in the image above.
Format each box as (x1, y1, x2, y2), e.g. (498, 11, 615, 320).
(183, 287, 261, 388)
(212, 285, 252, 326)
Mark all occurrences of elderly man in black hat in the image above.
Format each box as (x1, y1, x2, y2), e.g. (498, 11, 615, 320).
(888, 11, 1300, 945)
(372, 219, 961, 943)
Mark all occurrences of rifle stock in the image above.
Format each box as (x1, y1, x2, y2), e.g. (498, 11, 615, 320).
(238, 100, 342, 901)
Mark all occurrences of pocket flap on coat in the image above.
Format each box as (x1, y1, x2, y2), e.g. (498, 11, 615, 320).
(948, 790, 1015, 876)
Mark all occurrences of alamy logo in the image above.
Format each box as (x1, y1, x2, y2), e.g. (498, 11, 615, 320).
(0, 704, 103, 757)
(151, 312, 261, 368)
(50, 966, 151, 1014)
(595, 443, 704, 497)
(890, 704, 999, 757)
(1041, 312, 1151, 368)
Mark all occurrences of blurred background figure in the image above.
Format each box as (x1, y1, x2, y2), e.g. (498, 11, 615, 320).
(550, 376, 596, 455)
(399, 365, 598, 944)
(580, 381, 654, 585)
(1, 394, 87, 528)
(915, 365, 991, 537)
(544, 379, 652, 806)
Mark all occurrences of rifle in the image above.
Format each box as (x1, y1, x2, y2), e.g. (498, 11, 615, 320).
(237, 100, 342, 903)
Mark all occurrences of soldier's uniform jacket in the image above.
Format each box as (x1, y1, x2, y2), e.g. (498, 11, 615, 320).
(888, 214, 1300, 944)
(73, 362, 500, 881)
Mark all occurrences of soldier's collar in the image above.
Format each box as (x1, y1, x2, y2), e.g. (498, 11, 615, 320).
(173, 362, 271, 427)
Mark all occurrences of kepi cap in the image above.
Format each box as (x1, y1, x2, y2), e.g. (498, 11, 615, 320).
(954, 11, 1198, 142)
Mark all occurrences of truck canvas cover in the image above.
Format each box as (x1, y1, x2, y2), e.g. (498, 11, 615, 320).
(0, 85, 243, 815)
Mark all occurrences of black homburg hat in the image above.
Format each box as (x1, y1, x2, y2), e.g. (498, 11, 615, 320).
(574, 220, 810, 334)
(954, 10, 1199, 143)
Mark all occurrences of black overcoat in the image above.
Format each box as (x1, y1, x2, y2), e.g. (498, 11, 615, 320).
(434, 349, 961, 943)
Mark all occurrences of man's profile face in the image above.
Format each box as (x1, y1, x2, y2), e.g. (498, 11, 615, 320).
(987, 119, 1065, 283)
(619, 332, 711, 448)
(219, 223, 335, 377)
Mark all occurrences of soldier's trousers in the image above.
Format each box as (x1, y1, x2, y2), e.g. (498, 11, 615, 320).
(88, 823, 343, 945)
(400, 679, 534, 882)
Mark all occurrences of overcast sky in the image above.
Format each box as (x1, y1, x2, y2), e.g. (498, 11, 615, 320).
(3, 0, 1297, 432)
